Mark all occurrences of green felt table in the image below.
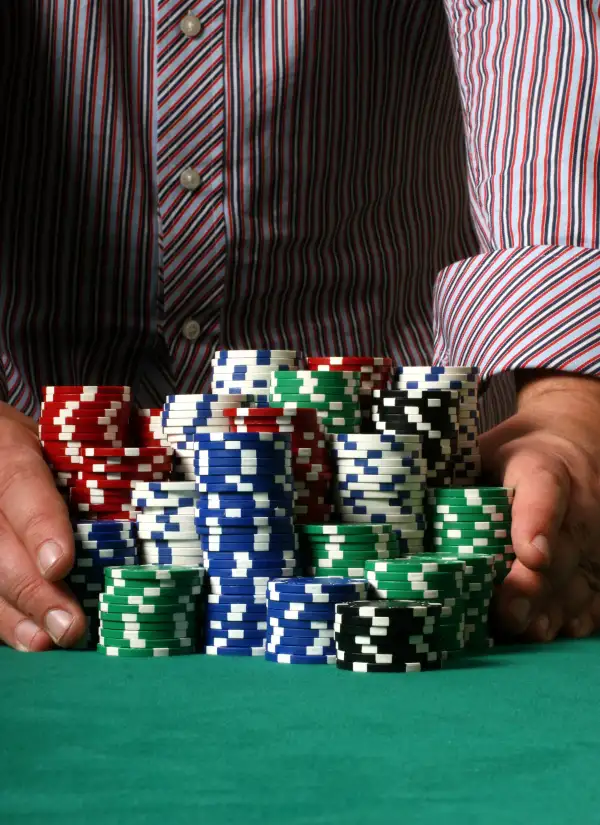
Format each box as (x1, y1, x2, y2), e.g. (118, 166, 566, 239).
(1, 640, 599, 825)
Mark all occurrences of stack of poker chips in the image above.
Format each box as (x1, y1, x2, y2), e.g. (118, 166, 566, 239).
(330, 434, 426, 553)
(193, 432, 298, 656)
(370, 388, 459, 487)
(66, 519, 139, 647)
(161, 394, 238, 480)
(364, 556, 466, 656)
(269, 370, 361, 435)
(458, 553, 495, 651)
(130, 408, 170, 448)
(265, 577, 367, 665)
(395, 366, 481, 485)
(305, 356, 393, 429)
(334, 600, 446, 673)
(426, 487, 515, 584)
(300, 524, 402, 577)
(97, 565, 203, 657)
(224, 406, 335, 525)
(132, 481, 203, 566)
(210, 349, 300, 405)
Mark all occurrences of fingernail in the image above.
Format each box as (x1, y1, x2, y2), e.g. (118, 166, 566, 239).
(14, 619, 43, 652)
(534, 613, 550, 640)
(508, 597, 531, 629)
(530, 534, 550, 564)
(44, 609, 74, 644)
(38, 541, 64, 576)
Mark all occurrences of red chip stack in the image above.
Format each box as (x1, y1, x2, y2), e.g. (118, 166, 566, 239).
(305, 357, 393, 430)
(129, 407, 170, 448)
(39, 386, 173, 521)
(223, 406, 335, 526)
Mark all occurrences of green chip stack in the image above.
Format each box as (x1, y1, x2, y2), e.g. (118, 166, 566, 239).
(97, 565, 204, 657)
(298, 523, 401, 577)
(364, 555, 466, 655)
(460, 553, 495, 651)
(269, 370, 362, 434)
(426, 487, 515, 583)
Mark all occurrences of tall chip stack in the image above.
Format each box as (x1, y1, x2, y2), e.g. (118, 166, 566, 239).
(394, 366, 481, 485)
(330, 433, 427, 554)
(132, 481, 203, 568)
(224, 406, 335, 526)
(364, 557, 466, 657)
(334, 600, 446, 673)
(265, 577, 367, 665)
(305, 356, 393, 430)
(459, 553, 495, 652)
(130, 408, 170, 448)
(301, 524, 402, 577)
(161, 394, 237, 480)
(193, 432, 298, 656)
(97, 565, 203, 657)
(370, 388, 458, 487)
(269, 370, 361, 435)
(210, 349, 301, 405)
(426, 487, 515, 585)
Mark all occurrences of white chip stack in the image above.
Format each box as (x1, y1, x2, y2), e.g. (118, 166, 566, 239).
(210, 349, 301, 405)
(132, 480, 204, 566)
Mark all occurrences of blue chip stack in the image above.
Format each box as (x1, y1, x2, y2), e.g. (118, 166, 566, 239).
(194, 432, 298, 656)
(132, 481, 204, 566)
(66, 519, 138, 647)
(265, 577, 368, 664)
(161, 394, 244, 479)
(210, 349, 300, 406)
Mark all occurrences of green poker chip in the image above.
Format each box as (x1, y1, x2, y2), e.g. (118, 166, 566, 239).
(98, 635, 195, 650)
(300, 524, 394, 536)
(310, 565, 368, 577)
(99, 600, 196, 615)
(430, 503, 512, 515)
(99, 626, 196, 641)
(97, 644, 192, 657)
(100, 593, 195, 607)
(365, 556, 466, 573)
(432, 526, 510, 539)
(105, 583, 202, 597)
(428, 486, 514, 500)
(433, 537, 513, 549)
(271, 371, 361, 383)
(104, 564, 203, 582)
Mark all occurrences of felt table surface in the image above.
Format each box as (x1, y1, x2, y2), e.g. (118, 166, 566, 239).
(1, 640, 599, 825)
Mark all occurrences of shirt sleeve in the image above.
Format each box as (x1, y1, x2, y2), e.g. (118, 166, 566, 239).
(435, 0, 600, 377)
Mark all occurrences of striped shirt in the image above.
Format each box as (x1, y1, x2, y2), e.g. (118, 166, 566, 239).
(1, 1, 599, 430)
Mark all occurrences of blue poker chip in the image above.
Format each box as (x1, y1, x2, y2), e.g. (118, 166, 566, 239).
(75, 538, 137, 550)
(267, 590, 364, 605)
(195, 508, 293, 520)
(337, 488, 423, 501)
(196, 482, 294, 494)
(337, 480, 420, 493)
(205, 645, 265, 656)
(200, 536, 297, 549)
(267, 576, 367, 594)
(213, 380, 269, 390)
(194, 471, 294, 482)
(267, 603, 336, 619)
(207, 619, 268, 631)
(74, 548, 138, 562)
(136, 522, 196, 533)
(194, 432, 291, 444)
(266, 641, 336, 655)
(207, 592, 267, 605)
(194, 517, 294, 531)
(264, 650, 336, 665)
(210, 571, 290, 585)
(268, 617, 333, 630)
(206, 560, 296, 573)
(339, 472, 425, 484)
(348, 457, 423, 468)
(267, 629, 335, 644)
(137, 532, 199, 542)
(195, 523, 294, 534)
(136, 514, 196, 525)
(73, 525, 135, 537)
(204, 634, 266, 647)
(200, 495, 292, 507)
(133, 495, 197, 506)
(207, 607, 267, 619)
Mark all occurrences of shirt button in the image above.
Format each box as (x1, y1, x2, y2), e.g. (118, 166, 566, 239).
(182, 318, 201, 341)
(180, 13, 203, 38)
(179, 167, 202, 192)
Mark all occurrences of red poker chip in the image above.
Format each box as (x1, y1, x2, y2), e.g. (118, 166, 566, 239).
(73, 469, 169, 481)
(43, 385, 131, 393)
(41, 402, 127, 413)
(41, 417, 128, 429)
(306, 357, 393, 366)
(39, 426, 124, 437)
(80, 446, 170, 457)
(73, 477, 146, 490)
(43, 393, 132, 403)
(71, 492, 132, 505)
(132, 408, 162, 417)
(41, 438, 124, 448)
(72, 502, 137, 513)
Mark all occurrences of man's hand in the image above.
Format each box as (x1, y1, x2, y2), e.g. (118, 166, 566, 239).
(482, 372, 600, 642)
(0, 402, 85, 650)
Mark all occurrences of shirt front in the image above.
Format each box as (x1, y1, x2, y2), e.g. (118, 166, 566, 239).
(1, 1, 599, 427)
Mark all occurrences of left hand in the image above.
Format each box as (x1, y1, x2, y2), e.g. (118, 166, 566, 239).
(480, 372, 600, 642)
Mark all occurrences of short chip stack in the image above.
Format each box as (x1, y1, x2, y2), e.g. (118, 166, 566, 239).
(266, 577, 367, 664)
(130, 408, 170, 448)
(459, 553, 495, 651)
(330, 433, 427, 552)
(161, 394, 238, 480)
(300, 524, 402, 577)
(194, 432, 298, 656)
(305, 356, 393, 429)
(426, 487, 515, 584)
(225, 406, 335, 525)
(97, 565, 203, 657)
(334, 600, 446, 673)
(395, 366, 481, 485)
(66, 519, 139, 647)
(132, 481, 203, 566)
(370, 388, 459, 486)
(364, 556, 466, 655)
(211, 349, 300, 405)
(269, 370, 361, 435)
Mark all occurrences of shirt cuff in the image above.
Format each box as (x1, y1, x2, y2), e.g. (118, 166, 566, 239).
(433, 245, 600, 378)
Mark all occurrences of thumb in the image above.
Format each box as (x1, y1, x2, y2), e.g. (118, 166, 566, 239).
(505, 448, 570, 570)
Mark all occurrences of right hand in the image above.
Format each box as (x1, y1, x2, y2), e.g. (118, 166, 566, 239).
(0, 402, 86, 651)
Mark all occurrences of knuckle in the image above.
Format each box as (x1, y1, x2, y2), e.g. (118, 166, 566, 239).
(9, 571, 46, 613)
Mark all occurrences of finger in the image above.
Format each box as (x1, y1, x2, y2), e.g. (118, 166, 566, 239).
(522, 599, 564, 643)
(0, 402, 39, 438)
(505, 450, 570, 570)
(0, 511, 86, 647)
(0, 440, 74, 581)
(0, 595, 53, 651)
(560, 572, 592, 627)
(493, 559, 550, 635)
